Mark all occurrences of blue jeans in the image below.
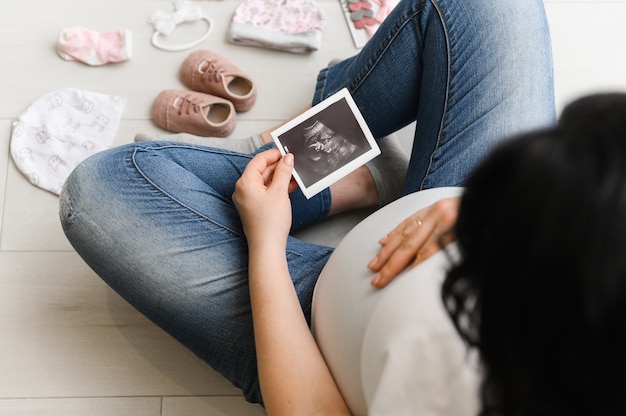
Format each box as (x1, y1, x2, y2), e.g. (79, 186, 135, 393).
(60, 0, 555, 405)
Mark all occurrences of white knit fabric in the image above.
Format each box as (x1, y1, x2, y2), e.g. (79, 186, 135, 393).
(10, 88, 126, 195)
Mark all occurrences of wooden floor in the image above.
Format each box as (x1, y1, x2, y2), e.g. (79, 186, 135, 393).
(1, 1, 625, 414)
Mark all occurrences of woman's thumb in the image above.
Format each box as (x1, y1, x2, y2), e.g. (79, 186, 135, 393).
(272, 153, 294, 191)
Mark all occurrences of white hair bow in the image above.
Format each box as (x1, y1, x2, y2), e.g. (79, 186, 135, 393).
(149, 0, 213, 51)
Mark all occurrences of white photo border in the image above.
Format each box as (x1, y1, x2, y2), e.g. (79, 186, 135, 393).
(271, 88, 380, 199)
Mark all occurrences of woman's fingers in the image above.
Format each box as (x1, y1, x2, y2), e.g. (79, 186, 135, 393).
(368, 197, 460, 288)
(244, 148, 295, 193)
(269, 153, 294, 194)
(233, 149, 295, 246)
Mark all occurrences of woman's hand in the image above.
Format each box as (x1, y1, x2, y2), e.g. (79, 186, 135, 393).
(237, 149, 352, 416)
(232, 148, 298, 249)
(368, 197, 460, 288)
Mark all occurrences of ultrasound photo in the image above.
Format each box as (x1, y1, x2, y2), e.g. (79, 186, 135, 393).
(271, 89, 380, 198)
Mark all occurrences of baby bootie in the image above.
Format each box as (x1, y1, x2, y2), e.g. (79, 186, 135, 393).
(151, 90, 236, 137)
(180, 50, 257, 112)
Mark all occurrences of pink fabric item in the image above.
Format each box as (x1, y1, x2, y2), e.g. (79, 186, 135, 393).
(349, 0, 372, 11)
(228, 0, 326, 53)
(57, 27, 132, 66)
(232, 0, 325, 34)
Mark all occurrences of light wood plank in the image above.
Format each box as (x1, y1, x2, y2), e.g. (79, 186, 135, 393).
(0, 120, 10, 239)
(0, 251, 242, 399)
(0, 397, 160, 416)
(0, 168, 64, 251)
(545, 2, 626, 112)
(162, 396, 267, 416)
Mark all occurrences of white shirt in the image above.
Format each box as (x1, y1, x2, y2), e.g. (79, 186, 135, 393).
(312, 187, 480, 415)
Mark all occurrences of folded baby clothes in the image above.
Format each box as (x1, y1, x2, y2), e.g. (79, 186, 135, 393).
(228, 0, 326, 53)
(10, 88, 126, 195)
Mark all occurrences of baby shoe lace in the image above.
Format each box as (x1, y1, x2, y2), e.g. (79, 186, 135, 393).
(197, 59, 224, 83)
(173, 95, 204, 116)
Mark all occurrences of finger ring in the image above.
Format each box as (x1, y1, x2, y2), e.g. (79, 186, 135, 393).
(415, 217, 423, 226)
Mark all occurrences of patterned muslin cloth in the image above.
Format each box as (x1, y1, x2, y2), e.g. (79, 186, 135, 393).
(10, 88, 126, 195)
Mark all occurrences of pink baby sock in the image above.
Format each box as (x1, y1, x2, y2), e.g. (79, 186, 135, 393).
(57, 27, 132, 66)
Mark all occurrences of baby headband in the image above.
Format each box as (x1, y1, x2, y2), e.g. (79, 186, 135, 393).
(150, 0, 213, 51)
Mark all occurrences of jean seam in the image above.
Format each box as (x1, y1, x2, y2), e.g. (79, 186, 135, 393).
(314, 67, 329, 104)
(349, 2, 424, 96)
(419, 0, 451, 190)
(130, 145, 248, 239)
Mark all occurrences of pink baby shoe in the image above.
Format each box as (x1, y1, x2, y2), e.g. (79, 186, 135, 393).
(151, 90, 236, 137)
(180, 50, 257, 112)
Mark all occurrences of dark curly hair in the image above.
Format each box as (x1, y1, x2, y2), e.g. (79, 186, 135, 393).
(443, 93, 626, 415)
